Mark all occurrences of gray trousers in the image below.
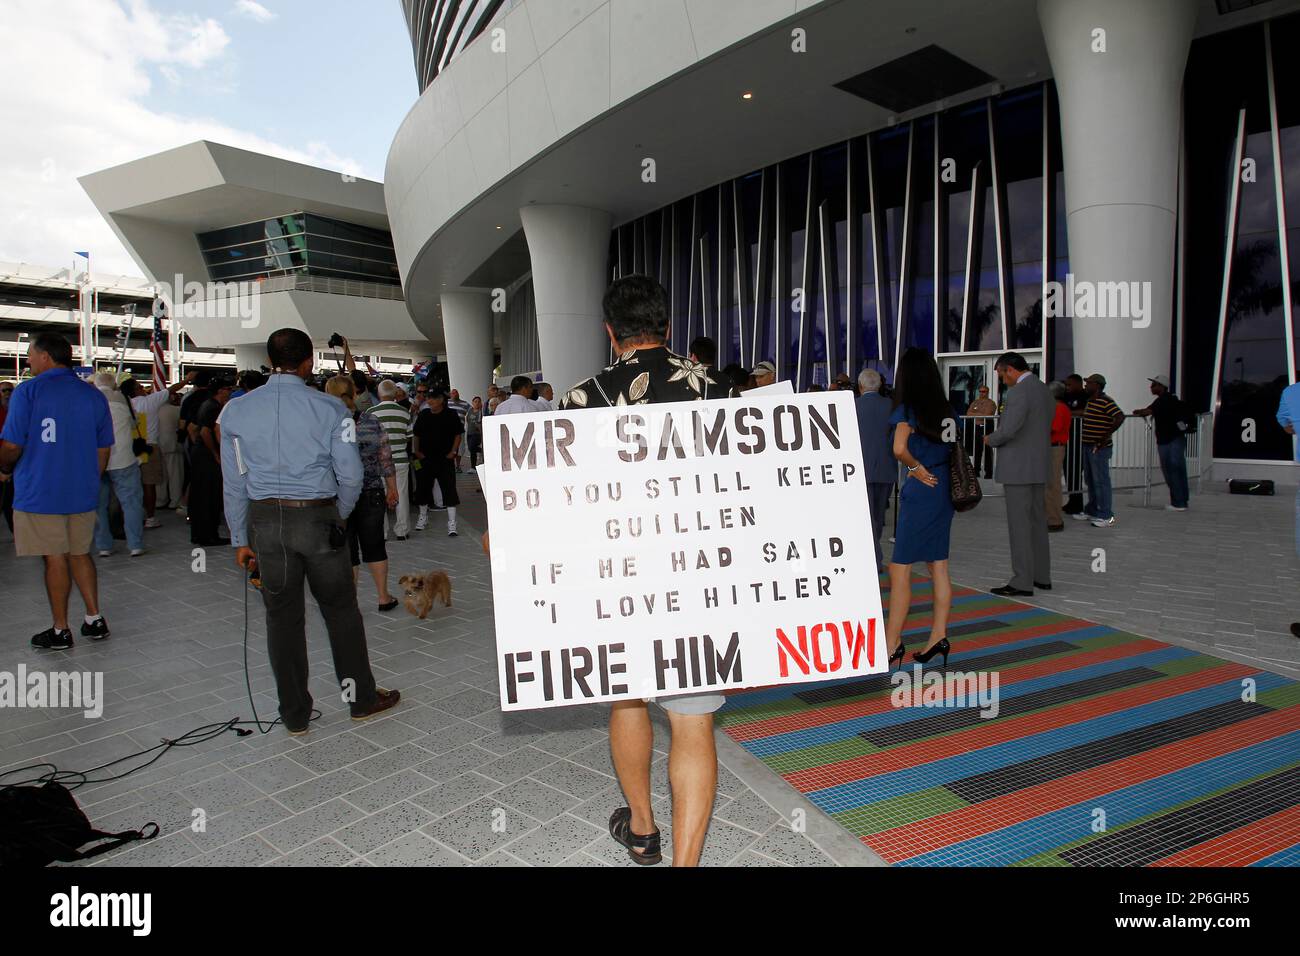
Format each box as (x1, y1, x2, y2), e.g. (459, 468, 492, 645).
(1005, 483, 1051, 591)
(248, 500, 378, 729)
(866, 482, 893, 571)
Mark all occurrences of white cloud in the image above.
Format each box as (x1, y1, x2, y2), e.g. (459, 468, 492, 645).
(232, 0, 276, 24)
(0, 0, 364, 279)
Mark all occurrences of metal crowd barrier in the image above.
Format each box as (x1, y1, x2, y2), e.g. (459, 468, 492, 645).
(890, 410, 1211, 533)
(955, 412, 1210, 502)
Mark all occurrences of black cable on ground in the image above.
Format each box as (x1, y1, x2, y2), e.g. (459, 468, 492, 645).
(0, 573, 319, 797)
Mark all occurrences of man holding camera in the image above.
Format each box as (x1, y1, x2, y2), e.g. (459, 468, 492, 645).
(220, 328, 399, 734)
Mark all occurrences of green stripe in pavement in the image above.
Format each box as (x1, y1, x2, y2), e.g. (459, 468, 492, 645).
(759, 735, 880, 776)
(832, 786, 968, 837)
(1259, 681, 1300, 710)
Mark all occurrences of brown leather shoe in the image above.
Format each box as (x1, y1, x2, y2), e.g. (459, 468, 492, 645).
(351, 687, 400, 721)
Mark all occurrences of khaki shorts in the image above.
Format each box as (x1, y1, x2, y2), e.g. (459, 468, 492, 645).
(14, 510, 97, 557)
(139, 448, 163, 484)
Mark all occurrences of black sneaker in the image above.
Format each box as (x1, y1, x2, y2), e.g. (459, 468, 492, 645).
(81, 617, 111, 641)
(32, 628, 73, 650)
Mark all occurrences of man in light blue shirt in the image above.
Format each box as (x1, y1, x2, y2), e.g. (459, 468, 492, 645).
(219, 328, 399, 734)
(1278, 380, 1300, 540)
(1278, 380, 1300, 640)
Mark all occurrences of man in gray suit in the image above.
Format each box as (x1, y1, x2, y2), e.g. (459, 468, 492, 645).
(985, 351, 1054, 596)
(854, 368, 896, 571)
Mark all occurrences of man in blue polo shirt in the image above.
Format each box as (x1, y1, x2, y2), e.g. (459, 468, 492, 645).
(0, 332, 115, 649)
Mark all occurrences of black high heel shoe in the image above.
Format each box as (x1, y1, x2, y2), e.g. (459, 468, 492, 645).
(912, 638, 950, 668)
(888, 641, 907, 670)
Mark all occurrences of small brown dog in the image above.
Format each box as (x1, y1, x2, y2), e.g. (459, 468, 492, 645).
(398, 570, 452, 619)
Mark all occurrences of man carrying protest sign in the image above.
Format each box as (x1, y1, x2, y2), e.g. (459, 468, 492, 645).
(558, 275, 725, 867)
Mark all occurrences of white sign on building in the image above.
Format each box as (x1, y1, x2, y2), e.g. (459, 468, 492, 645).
(482, 392, 887, 712)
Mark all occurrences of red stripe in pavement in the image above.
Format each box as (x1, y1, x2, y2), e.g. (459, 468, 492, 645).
(1149, 804, 1300, 867)
(866, 704, 1300, 864)
(786, 662, 1254, 793)
(725, 623, 1152, 744)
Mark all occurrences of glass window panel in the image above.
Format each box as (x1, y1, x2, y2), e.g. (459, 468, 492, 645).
(783, 154, 810, 376)
(905, 119, 935, 354)
(873, 129, 908, 367)
(1216, 123, 1291, 460)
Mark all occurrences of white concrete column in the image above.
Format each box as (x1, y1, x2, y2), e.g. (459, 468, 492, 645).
(440, 290, 496, 400)
(233, 344, 266, 371)
(1038, 0, 1195, 413)
(520, 204, 612, 396)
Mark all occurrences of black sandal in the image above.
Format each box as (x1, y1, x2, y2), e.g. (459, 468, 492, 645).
(609, 807, 661, 865)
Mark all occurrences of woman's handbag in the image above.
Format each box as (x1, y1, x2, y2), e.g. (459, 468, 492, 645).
(949, 442, 982, 512)
(128, 406, 149, 457)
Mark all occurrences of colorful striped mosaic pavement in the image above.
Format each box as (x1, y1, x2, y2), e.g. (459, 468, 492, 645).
(717, 582, 1300, 867)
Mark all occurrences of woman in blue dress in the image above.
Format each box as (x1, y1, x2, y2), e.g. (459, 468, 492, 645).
(885, 348, 956, 669)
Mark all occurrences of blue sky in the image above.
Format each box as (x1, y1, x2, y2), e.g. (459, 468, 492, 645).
(143, 0, 417, 180)
(0, 0, 420, 276)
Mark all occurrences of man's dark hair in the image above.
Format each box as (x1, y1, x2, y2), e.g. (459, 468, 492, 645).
(119, 378, 142, 400)
(722, 363, 748, 390)
(32, 332, 72, 367)
(602, 275, 669, 345)
(350, 369, 369, 395)
(994, 351, 1029, 373)
(239, 369, 267, 391)
(1065, 373, 1084, 386)
(510, 375, 533, 394)
(191, 368, 213, 388)
(689, 336, 717, 366)
(267, 328, 313, 370)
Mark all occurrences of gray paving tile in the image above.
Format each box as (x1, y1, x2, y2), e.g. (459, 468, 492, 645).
(265, 837, 359, 867)
(260, 798, 366, 853)
(334, 801, 435, 854)
(275, 768, 368, 813)
(366, 832, 468, 867)
(421, 797, 539, 860)
(502, 813, 604, 866)
(408, 771, 502, 818)
(287, 732, 383, 774)
(528, 759, 615, 799)
(492, 776, 581, 822)
(345, 769, 437, 814)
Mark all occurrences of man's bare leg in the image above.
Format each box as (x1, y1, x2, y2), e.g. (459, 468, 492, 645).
(665, 711, 717, 867)
(67, 553, 100, 618)
(609, 700, 656, 845)
(43, 554, 72, 631)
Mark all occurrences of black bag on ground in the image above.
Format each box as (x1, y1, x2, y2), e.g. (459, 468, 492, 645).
(1227, 478, 1275, 496)
(0, 781, 158, 866)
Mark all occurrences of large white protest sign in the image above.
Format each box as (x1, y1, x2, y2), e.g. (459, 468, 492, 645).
(482, 391, 887, 711)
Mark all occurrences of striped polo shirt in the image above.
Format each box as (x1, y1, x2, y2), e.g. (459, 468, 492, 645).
(1081, 393, 1124, 447)
(368, 400, 411, 464)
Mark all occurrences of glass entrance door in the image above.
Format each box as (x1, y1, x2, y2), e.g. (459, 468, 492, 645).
(944, 358, 995, 417)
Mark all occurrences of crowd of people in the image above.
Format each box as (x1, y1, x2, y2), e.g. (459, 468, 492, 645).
(3, 269, 1298, 869)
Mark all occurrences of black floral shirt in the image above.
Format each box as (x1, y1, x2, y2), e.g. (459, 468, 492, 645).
(559, 346, 728, 409)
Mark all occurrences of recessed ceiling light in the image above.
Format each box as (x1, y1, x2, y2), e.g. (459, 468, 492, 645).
(496, 225, 502, 230)
(741, 91, 753, 100)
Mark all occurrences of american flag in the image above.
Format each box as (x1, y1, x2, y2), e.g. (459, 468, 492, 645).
(150, 298, 168, 390)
